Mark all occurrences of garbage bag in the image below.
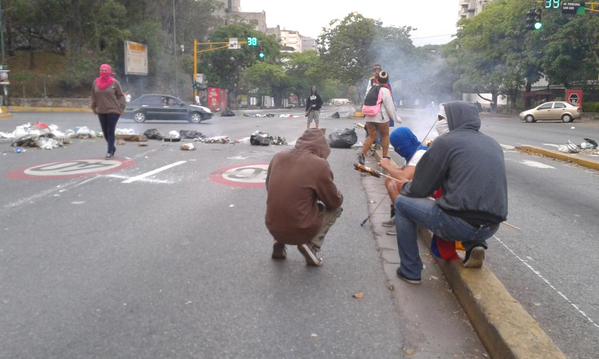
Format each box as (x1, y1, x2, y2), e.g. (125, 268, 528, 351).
(222, 109, 236, 117)
(179, 130, 205, 139)
(250, 131, 272, 146)
(328, 128, 358, 149)
(144, 128, 163, 140)
(271, 136, 287, 146)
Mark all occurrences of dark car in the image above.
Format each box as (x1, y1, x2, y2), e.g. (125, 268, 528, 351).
(124, 94, 213, 123)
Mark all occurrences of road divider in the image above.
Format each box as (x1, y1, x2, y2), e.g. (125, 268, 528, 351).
(517, 145, 599, 171)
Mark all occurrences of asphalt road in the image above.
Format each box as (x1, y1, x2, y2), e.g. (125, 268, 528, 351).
(1, 110, 486, 359)
(400, 109, 599, 359)
(2, 108, 598, 358)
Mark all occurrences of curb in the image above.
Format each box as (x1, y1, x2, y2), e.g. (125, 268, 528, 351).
(517, 145, 599, 171)
(373, 150, 566, 359)
(8, 106, 92, 113)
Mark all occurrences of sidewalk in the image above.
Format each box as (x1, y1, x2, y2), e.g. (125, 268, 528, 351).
(517, 145, 599, 171)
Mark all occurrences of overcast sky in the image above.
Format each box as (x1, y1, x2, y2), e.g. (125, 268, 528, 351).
(242, 0, 460, 46)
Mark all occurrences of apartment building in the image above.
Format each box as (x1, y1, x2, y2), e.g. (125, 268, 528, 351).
(459, 0, 492, 20)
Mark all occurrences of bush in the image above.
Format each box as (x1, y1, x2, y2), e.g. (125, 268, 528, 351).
(583, 102, 599, 113)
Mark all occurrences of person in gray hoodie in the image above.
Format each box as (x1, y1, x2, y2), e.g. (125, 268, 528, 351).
(385, 101, 507, 284)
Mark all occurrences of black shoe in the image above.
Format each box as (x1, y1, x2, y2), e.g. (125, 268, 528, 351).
(396, 268, 421, 285)
(271, 243, 286, 260)
(357, 153, 365, 165)
(463, 245, 486, 268)
(105, 153, 113, 159)
(297, 244, 322, 266)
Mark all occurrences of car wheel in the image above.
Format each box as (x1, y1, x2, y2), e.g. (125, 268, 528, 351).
(189, 112, 203, 124)
(134, 112, 146, 123)
(561, 114, 573, 123)
(525, 115, 535, 123)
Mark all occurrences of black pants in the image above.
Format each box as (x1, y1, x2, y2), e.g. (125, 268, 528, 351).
(98, 113, 120, 155)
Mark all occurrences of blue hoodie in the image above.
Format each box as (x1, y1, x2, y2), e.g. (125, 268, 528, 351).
(390, 127, 428, 162)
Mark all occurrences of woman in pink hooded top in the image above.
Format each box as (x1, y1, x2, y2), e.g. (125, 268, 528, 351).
(90, 64, 126, 159)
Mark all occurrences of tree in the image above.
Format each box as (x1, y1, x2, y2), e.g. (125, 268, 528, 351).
(242, 62, 289, 105)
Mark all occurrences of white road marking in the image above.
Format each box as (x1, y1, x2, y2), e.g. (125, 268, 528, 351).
(105, 174, 173, 184)
(520, 160, 555, 169)
(543, 143, 560, 149)
(3, 176, 101, 209)
(122, 161, 187, 184)
(500, 144, 515, 151)
(494, 235, 599, 329)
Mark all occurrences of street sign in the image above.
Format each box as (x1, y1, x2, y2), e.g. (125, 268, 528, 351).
(228, 37, 240, 50)
(210, 164, 269, 189)
(562, 2, 583, 15)
(8, 159, 135, 180)
(124, 40, 148, 76)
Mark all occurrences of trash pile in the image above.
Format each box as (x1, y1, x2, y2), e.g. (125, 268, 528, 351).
(249, 131, 287, 146)
(0, 122, 103, 150)
(328, 128, 358, 149)
(196, 136, 232, 144)
(557, 138, 598, 154)
(243, 113, 275, 118)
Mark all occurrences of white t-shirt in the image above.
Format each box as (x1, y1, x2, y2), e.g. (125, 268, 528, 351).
(407, 149, 426, 167)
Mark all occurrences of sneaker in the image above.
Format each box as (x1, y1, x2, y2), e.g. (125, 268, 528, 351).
(271, 243, 286, 260)
(386, 228, 396, 236)
(105, 153, 113, 159)
(463, 246, 486, 268)
(396, 268, 421, 285)
(357, 153, 366, 165)
(298, 244, 322, 266)
(382, 217, 395, 227)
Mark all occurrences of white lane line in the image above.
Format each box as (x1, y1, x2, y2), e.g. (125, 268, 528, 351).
(105, 174, 173, 184)
(543, 143, 560, 149)
(494, 235, 599, 329)
(122, 161, 187, 184)
(3, 176, 101, 209)
(520, 160, 555, 169)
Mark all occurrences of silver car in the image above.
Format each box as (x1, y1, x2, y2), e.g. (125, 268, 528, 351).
(519, 101, 581, 123)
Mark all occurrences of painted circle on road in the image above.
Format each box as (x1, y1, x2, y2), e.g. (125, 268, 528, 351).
(8, 159, 135, 180)
(210, 164, 268, 189)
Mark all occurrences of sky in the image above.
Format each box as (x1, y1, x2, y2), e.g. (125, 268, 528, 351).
(242, 0, 460, 46)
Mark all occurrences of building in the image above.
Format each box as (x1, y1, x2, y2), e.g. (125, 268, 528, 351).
(459, 0, 492, 20)
(268, 26, 316, 53)
(216, 0, 267, 33)
(301, 36, 317, 52)
(216, 0, 240, 13)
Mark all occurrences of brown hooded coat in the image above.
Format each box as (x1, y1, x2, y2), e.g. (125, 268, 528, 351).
(265, 129, 343, 245)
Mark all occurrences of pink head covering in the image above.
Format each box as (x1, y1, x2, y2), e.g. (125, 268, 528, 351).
(96, 64, 115, 91)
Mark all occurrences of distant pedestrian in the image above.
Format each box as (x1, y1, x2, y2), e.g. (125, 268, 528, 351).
(359, 71, 400, 164)
(305, 86, 323, 129)
(266, 128, 343, 266)
(90, 64, 126, 159)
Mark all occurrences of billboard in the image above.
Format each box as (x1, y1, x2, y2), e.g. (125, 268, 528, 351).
(124, 41, 148, 76)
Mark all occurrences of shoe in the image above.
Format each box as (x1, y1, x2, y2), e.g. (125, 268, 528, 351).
(271, 243, 286, 260)
(298, 244, 322, 266)
(396, 268, 421, 285)
(382, 217, 395, 227)
(105, 153, 113, 159)
(463, 245, 486, 268)
(386, 228, 396, 236)
(357, 153, 365, 165)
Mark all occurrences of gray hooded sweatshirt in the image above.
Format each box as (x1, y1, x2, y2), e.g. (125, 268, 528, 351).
(402, 101, 508, 225)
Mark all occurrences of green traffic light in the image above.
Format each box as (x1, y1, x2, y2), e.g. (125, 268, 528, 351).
(534, 22, 543, 30)
(259, 52, 265, 59)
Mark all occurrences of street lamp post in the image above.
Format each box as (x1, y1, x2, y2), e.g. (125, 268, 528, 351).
(173, 0, 178, 98)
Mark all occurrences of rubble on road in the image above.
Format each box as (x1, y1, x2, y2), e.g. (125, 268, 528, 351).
(249, 131, 288, 146)
(180, 143, 196, 151)
(221, 109, 236, 117)
(329, 128, 358, 149)
(196, 136, 231, 144)
(179, 130, 205, 140)
(144, 128, 164, 140)
(243, 113, 276, 118)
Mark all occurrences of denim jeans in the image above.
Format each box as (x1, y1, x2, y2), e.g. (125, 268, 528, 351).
(394, 196, 499, 279)
(98, 113, 120, 155)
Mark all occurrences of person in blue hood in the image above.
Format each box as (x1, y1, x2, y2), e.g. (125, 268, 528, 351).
(385, 102, 508, 284)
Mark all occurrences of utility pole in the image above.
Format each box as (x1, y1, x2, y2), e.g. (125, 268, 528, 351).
(0, 0, 6, 65)
(173, 0, 178, 98)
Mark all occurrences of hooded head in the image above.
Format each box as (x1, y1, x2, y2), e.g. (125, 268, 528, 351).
(390, 127, 423, 161)
(311, 85, 317, 95)
(96, 64, 115, 91)
(442, 101, 481, 132)
(295, 128, 330, 159)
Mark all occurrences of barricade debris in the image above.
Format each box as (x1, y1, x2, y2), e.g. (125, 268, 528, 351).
(179, 130, 205, 140)
(329, 128, 358, 148)
(180, 143, 196, 151)
(249, 131, 288, 146)
(163, 130, 181, 142)
(243, 113, 276, 118)
(221, 109, 236, 117)
(581, 137, 598, 150)
(279, 114, 301, 118)
(196, 136, 231, 144)
(144, 128, 163, 140)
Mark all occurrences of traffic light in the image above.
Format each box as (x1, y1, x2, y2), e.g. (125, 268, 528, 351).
(533, 8, 543, 30)
(526, 9, 536, 30)
(258, 44, 265, 61)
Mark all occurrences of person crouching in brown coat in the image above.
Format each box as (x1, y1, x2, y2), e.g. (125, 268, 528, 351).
(265, 128, 344, 266)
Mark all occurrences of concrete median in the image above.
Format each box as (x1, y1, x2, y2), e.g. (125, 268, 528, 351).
(517, 145, 599, 172)
(373, 150, 566, 359)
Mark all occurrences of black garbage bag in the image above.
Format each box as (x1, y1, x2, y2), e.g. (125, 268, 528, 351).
(328, 128, 358, 149)
(331, 112, 341, 119)
(222, 109, 236, 117)
(179, 130, 205, 139)
(144, 128, 163, 140)
(250, 131, 272, 146)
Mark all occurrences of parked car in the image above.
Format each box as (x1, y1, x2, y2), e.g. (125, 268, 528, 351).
(124, 94, 213, 123)
(519, 101, 581, 123)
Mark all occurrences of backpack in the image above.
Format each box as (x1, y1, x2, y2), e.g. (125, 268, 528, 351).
(362, 86, 383, 117)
